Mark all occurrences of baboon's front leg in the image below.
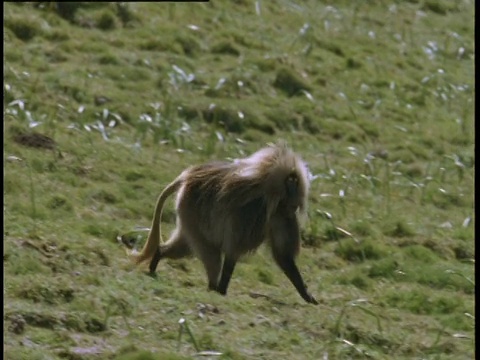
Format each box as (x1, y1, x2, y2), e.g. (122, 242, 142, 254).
(270, 212, 318, 305)
(272, 254, 318, 304)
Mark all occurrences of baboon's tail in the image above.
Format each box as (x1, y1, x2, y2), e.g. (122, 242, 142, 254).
(130, 176, 183, 265)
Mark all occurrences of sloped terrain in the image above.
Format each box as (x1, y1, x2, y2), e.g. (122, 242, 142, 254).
(4, 2, 474, 359)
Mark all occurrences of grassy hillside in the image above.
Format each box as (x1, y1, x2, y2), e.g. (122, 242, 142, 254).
(4, 2, 474, 359)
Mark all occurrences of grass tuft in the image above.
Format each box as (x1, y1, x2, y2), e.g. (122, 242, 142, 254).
(211, 40, 241, 56)
(335, 239, 387, 262)
(385, 288, 464, 315)
(53, 2, 82, 22)
(368, 258, 398, 279)
(5, 13, 44, 41)
(273, 67, 312, 97)
(382, 219, 416, 238)
(402, 245, 439, 263)
(97, 10, 118, 30)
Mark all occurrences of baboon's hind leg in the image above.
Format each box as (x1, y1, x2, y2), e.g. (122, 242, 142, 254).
(149, 230, 191, 274)
(191, 238, 223, 292)
(216, 256, 237, 295)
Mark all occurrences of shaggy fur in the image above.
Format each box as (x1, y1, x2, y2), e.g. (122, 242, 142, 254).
(131, 142, 317, 304)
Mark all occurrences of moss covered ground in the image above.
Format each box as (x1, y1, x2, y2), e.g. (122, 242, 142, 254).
(4, 2, 474, 359)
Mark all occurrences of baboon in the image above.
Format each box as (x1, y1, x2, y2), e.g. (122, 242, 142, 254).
(131, 142, 318, 304)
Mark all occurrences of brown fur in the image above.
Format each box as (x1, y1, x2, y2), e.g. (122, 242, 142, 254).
(131, 142, 317, 304)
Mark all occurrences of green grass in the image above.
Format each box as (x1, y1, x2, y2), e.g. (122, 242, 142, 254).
(4, 2, 474, 359)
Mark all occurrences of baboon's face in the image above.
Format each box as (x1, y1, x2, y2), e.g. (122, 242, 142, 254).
(284, 172, 302, 212)
(286, 173, 298, 194)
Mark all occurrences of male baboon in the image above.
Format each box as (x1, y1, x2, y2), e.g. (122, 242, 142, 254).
(131, 142, 318, 304)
